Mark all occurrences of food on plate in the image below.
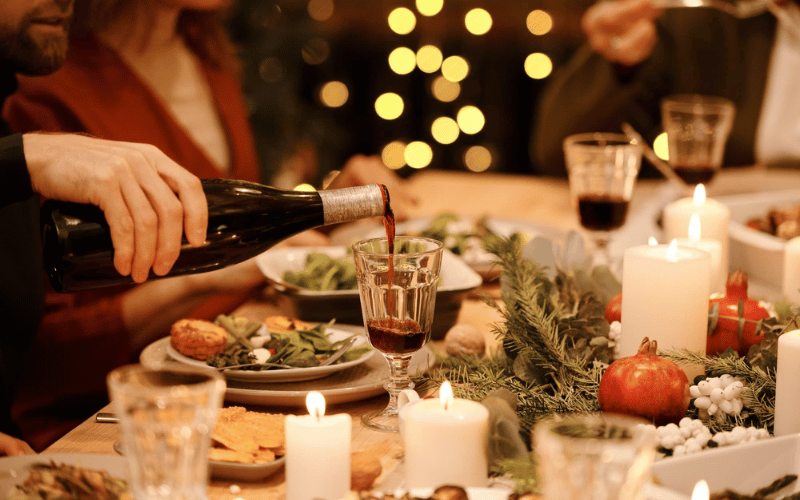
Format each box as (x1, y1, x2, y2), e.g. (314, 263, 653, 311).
(210, 407, 285, 464)
(706, 271, 771, 357)
(350, 451, 382, 491)
(355, 485, 472, 500)
(170, 318, 228, 360)
(444, 324, 486, 358)
(710, 473, 797, 500)
(746, 203, 800, 240)
(598, 337, 690, 426)
(8, 461, 131, 500)
(264, 315, 314, 333)
(282, 252, 357, 291)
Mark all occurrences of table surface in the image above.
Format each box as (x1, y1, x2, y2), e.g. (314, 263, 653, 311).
(43, 167, 800, 499)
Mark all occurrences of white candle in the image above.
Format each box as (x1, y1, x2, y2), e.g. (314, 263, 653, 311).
(676, 214, 724, 294)
(663, 184, 730, 283)
(692, 480, 710, 500)
(285, 392, 351, 500)
(774, 330, 800, 436)
(783, 237, 800, 304)
(620, 241, 710, 381)
(403, 381, 489, 489)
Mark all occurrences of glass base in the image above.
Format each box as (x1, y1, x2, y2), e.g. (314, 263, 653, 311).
(361, 408, 400, 433)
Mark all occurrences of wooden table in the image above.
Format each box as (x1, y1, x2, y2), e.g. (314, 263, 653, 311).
(43, 167, 800, 499)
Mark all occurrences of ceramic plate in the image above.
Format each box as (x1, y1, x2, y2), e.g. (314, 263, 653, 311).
(0, 453, 128, 497)
(164, 326, 374, 383)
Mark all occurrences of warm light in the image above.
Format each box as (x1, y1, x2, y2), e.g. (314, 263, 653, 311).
(307, 0, 334, 21)
(319, 81, 348, 108)
(382, 141, 407, 169)
(416, 0, 443, 16)
(404, 141, 433, 169)
(524, 52, 552, 79)
(439, 381, 454, 410)
(416, 45, 443, 73)
(464, 145, 492, 172)
(431, 117, 459, 144)
(431, 76, 460, 102)
(388, 7, 416, 35)
(526, 10, 553, 35)
(654, 132, 669, 161)
(648, 236, 659, 245)
(667, 239, 679, 262)
(375, 93, 404, 120)
(302, 37, 330, 65)
(465, 8, 492, 35)
(259, 57, 284, 83)
(689, 213, 702, 242)
(306, 391, 326, 419)
(457, 106, 485, 135)
(294, 184, 316, 192)
(389, 47, 417, 75)
(691, 480, 710, 500)
(441, 56, 469, 82)
(693, 184, 707, 206)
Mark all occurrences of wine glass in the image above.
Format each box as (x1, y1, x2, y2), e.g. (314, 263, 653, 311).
(563, 133, 642, 270)
(352, 236, 444, 432)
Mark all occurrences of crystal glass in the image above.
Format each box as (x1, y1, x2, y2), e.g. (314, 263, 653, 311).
(563, 133, 642, 269)
(534, 413, 656, 500)
(352, 236, 444, 432)
(107, 364, 225, 500)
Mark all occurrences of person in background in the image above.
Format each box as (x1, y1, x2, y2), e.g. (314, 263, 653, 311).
(0, 0, 208, 454)
(531, 0, 798, 177)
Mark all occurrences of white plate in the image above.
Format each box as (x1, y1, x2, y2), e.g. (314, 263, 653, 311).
(0, 453, 128, 498)
(400, 486, 512, 500)
(164, 326, 374, 383)
(142, 339, 435, 407)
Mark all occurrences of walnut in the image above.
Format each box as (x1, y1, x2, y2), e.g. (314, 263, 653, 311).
(350, 451, 382, 491)
(444, 324, 486, 358)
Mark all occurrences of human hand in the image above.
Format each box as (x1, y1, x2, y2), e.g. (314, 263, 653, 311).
(0, 433, 35, 456)
(22, 133, 208, 283)
(582, 0, 663, 67)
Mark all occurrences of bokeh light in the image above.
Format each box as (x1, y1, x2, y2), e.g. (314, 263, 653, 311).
(258, 57, 284, 83)
(388, 47, 416, 75)
(654, 132, 670, 161)
(388, 7, 416, 35)
(319, 81, 349, 108)
(293, 183, 317, 192)
(441, 56, 469, 82)
(464, 145, 492, 172)
(524, 53, 553, 79)
(457, 106, 485, 135)
(302, 37, 330, 65)
(307, 0, 334, 21)
(526, 10, 553, 35)
(375, 93, 404, 120)
(382, 141, 407, 169)
(416, 45, 443, 73)
(431, 76, 460, 102)
(465, 8, 492, 35)
(416, 0, 443, 16)
(404, 141, 433, 169)
(431, 117, 460, 144)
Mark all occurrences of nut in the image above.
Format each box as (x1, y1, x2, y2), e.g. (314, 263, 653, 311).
(444, 324, 486, 358)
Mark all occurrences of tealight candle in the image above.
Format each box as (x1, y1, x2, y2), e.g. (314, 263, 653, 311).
(620, 241, 710, 381)
(285, 391, 351, 500)
(774, 330, 800, 436)
(403, 381, 489, 489)
(676, 214, 724, 294)
(783, 237, 800, 304)
(663, 184, 730, 282)
(692, 480, 710, 500)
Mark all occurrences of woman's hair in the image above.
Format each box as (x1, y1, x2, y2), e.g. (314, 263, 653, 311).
(72, 0, 237, 71)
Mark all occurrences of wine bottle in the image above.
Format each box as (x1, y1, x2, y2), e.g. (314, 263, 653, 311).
(41, 179, 389, 292)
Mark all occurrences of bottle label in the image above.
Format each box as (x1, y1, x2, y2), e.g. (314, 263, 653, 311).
(319, 184, 385, 225)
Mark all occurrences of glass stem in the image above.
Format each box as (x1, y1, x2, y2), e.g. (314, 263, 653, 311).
(384, 355, 413, 415)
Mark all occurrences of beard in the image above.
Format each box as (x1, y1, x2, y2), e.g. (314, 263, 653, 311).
(0, 0, 74, 75)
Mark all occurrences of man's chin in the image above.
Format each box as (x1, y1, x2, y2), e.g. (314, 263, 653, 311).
(14, 32, 69, 75)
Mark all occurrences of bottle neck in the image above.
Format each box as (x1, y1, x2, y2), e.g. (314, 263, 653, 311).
(319, 184, 386, 225)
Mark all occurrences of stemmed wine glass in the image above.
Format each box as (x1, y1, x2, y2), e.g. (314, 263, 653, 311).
(563, 133, 642, 270)
(352, 236, 444, 433)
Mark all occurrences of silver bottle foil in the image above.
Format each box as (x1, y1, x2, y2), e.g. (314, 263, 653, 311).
(319, 184, 386, 225)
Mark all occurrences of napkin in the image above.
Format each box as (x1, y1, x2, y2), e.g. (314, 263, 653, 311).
(480, 389, 529, 467)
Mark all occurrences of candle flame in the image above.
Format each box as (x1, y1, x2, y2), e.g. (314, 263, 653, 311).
(439, 381, 454, 411)
(666, 239, 679, 262)
(688, 213, 702, 242)
(306, 391, 326, 420)
(691, 480, 710, 500)
(648, 236, 659, 246)
(692, 184, 707, 207)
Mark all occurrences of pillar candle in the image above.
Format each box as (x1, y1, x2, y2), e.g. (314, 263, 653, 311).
(676, 214, 724, 294)
(285, 392, 351, 500)
(774, 330, 800, 436)
(404, 381, 489, 489)
(663, 184, 730, 283)
(783, 237, 800, 304)
(620, 241, 710, 381)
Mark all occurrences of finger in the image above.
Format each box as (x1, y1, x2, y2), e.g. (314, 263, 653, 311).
(584, 0, 660, 37)
(0, 434, 35, 456)
(612, 17, 658, 66)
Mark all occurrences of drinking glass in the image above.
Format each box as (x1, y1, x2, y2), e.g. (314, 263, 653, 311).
(107, 364, 225, 500)
(353, 236, 444, 432)
(563, 133, 642, 268)
(661, 94, 736, 189)
(534, 413, 656, 500)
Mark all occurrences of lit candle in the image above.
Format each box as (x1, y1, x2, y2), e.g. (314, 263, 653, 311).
(403, 381, 489, 489)
(285, 391, 351, 500)
(783, 237, 800, 304)
(663, 184, 730, 283)
(774, 330, 800, 436)
(676, 214, 724, 294)
(692, 480, 710, 500)
(620, 241, 710, 381)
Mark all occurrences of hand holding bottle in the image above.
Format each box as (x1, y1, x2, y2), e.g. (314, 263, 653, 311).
(582, 0, 663, 67)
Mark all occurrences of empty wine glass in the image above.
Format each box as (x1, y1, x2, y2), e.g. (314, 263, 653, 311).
(352, 236, 443, 433)
(563, 133, 642, 269)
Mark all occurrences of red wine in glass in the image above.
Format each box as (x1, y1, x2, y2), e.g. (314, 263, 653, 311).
(672, 163, 716, 185)
(577, 194, 630, 231)
(366, 318, 426, 355)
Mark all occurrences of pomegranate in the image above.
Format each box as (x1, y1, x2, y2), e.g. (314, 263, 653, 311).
(605, 292, 622, 323)
(598, 337, 690, 426)
(706, 271, 771, 357)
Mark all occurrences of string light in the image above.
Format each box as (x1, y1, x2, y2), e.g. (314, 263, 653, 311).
(382, 141, 407, 169)
(307, 0, 334, 21)
(441, 56, 469, 82)
(388, 47, 416, 75)
(524, 52, 552, 79)
(431, 76, 460, 102)
(654, 132, 670, 161)
(293, 183, 316, 192)
(464, 145, 492, 172)
(526, 10, 553, 36)
(456, 106, 485, 135)
(465, 8, 492, 35)
(416, 45, 443, 73)
(416, 0, 443, 16)
(431, 117, 460, 144)
(375, 93, 404, 120)
(319, 81, 348, 108)
(258, 57, 284, 83)
(388, 7, 416, 35)
(404, 141, 433, 169)
(302, 37, 330, 65)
